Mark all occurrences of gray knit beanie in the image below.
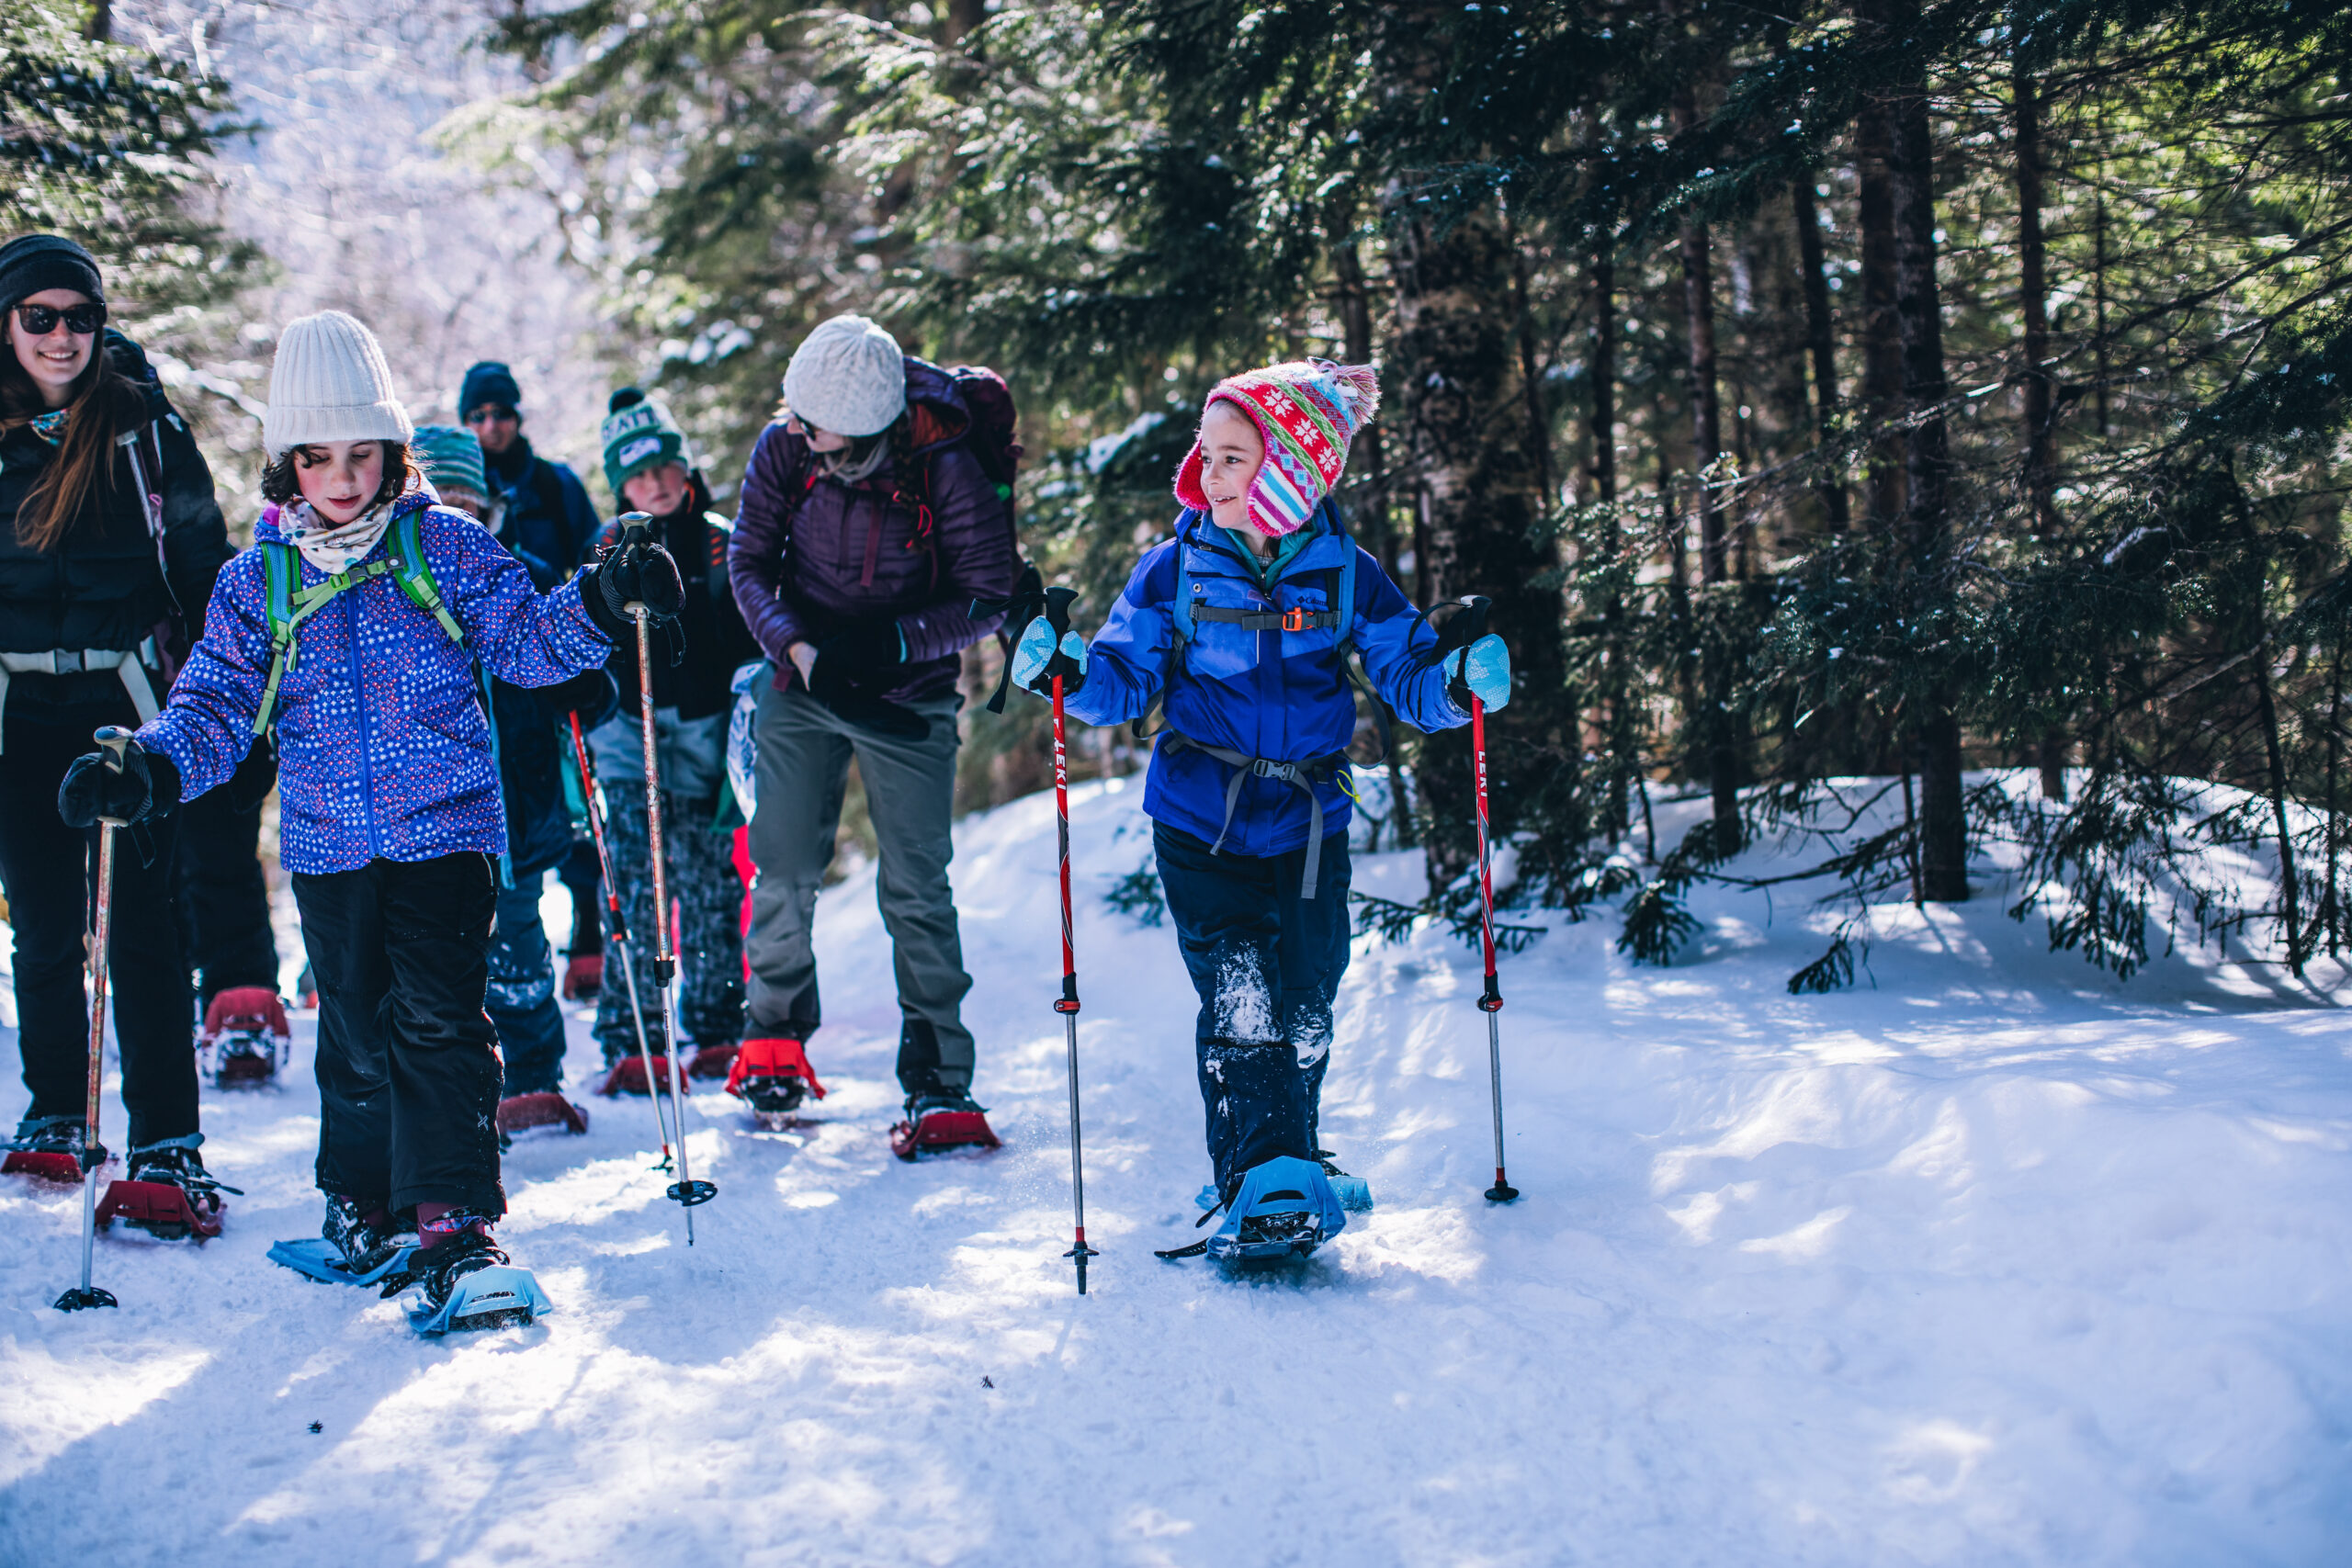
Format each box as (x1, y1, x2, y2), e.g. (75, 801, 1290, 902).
(781, 314, 907, 438)
(263, 310, 413, 458)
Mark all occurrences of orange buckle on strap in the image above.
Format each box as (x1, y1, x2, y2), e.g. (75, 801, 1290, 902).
(1281, 606, 1309, 632)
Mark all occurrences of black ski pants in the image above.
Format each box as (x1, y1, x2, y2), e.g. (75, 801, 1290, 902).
(1154, 821, 1350, 1202)
(176, 784, 279, 1003)
(1, 700, 196, 1148)
(293, 852, 504, 1216)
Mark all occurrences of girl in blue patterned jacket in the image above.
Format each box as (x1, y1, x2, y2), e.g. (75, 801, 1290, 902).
(61, 311, 683, 1313)
(1009, 360, 1511, 1262)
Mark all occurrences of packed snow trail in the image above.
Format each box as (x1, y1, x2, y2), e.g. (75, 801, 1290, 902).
(3, 777, 2348, 1565)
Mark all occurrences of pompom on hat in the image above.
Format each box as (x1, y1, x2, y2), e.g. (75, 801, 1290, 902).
(1173, 359, 1381, 538)
(262, 310, 413, 459)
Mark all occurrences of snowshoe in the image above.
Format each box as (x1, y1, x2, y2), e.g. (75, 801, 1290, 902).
(726, 1037, 827, 1129)
(495, 1092, 589, 1138)
(4, 1114, 97, 1183)
(1315, 1148, 1374, 1213)
(269, 1196, 415, 1285)
(599, 1053, 686, 1097)
(889, 1090, 1001, 1160)
(198, 987, 290, 1088)
(1159, 1156, 1347, 1266)
(686, 1043, 739, 1081)
(379, 1227, 550, 1335)
(561, 953, 603, 1000)
(96, 1134, 238, 1240)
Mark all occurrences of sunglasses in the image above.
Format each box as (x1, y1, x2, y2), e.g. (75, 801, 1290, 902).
(13, 301, 107, 337)
(463, 405, 517, 425)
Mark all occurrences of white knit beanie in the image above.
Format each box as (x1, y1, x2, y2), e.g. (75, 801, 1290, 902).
(262, 310, 413, 458)
(781, 314, 907, 438)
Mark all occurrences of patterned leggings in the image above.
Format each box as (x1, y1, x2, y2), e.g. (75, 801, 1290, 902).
(592, 791, 745, 1061)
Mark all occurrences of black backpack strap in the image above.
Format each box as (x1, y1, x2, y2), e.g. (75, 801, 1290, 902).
(971, 560, 1047, 714)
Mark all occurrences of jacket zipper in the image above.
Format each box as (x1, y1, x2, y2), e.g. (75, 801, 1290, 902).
(344, 586, 383, 859)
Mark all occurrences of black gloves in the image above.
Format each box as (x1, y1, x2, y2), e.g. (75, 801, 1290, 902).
(59, 734, 178, 829)
(582, 517, 685, 643)
(807, 621, 905, 700)
(543, 668, 619, 728)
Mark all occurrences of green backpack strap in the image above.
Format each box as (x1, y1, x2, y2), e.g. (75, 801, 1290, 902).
(387, 511, 467, 647)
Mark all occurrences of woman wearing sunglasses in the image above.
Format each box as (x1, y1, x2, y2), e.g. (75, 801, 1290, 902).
(0, 233, 236, 1212)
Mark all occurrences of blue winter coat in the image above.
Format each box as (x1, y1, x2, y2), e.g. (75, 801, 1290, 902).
(1066, 507, 1467, 857)
(139, 493, 613, 875)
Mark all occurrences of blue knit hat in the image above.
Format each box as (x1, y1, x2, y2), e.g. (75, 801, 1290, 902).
(458, 361, 522, 417)
(413, 424, 488, 505)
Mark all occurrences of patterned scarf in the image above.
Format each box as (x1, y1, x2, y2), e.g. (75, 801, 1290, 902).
(282, 498, 395, 576)
(28, 409, 67, 446)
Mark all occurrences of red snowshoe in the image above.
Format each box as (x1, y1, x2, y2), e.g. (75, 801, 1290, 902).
(889, 1091, 1001, 1160)
(198, 987, 291, 1088)
(97, 1136, 236, 1240)
(4, 1116, 98, 1183)
(686, 1043, 739, 1081)
(726, 1038, 825, 1130)
(561, 953, 603, 999)
(495, 1093, 589, 1137)
(599, 1053, 687, 1097)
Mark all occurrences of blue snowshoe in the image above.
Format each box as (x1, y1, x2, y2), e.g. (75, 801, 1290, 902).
(1160, 1156, 1347, 1266)
(378, 1229, 551, 1336)
(1199, 1149, 1371, 1215)
(269, 1196, 416, 1286)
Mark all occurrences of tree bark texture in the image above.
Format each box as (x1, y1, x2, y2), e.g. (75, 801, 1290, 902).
(1791, 175, 1851, 532)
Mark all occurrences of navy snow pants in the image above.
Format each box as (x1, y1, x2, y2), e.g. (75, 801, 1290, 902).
(1153, 820, 1351, 1201)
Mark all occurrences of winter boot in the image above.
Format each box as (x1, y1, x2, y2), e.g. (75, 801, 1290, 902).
(726, 1038, 826, 1129)
(198, 986, 291, 1087)
(98, 1134, 238, 1239)
(380, 1216, 551, 1335)
(889, 1087, 1001, 1160)
(324, 1195, 411, 1276)
(1160, 1156, 1347, 1265)
(3, 1114, 93, 1181)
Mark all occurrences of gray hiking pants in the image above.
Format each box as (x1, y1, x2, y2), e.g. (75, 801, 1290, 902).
(744, 682, 976, 1094)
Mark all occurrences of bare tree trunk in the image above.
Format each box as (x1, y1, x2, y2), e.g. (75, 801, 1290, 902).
(1877, 0, 1968, 901)
(1675, 86, 1740, 855)
(2255, 647, 2305, 976)
(2014, 62, 2069, 803)
(1856, 99, 1905, 533)
(1791, 176, 1850, 532)
(1593, 250, 1632, 835)
(84, 0, 110, 41)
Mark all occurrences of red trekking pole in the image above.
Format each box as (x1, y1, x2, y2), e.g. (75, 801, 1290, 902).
(55, 728, 136, 1311)
(1469, 690, 1517, 1204)
(1042, 587, 1098, 1292)
(570, 711, 676, 1170)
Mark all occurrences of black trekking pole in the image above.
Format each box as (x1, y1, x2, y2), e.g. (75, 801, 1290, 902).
(57, 728, 133, 1312)
(1452, 596, 1519, 1204)
(1041, 588, 1099, 1292)
(569, 710, 677, 1172)
(616, 514, 717, 1237)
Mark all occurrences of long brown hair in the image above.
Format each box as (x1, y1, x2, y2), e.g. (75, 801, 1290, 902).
(0, 327, 142, 554)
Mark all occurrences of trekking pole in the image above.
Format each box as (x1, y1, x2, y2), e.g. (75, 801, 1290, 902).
(569, 711, 676, 1171)
(56, 727, 133, 1312)
(1456, 595, 1518, 1205)
(616, 514, 716, 1238)
(1042, 587, 1098, 1293)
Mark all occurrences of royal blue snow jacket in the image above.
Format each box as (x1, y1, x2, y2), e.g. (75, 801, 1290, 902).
(137, 492, 613, 875)
(1065, 505, 1467, 857)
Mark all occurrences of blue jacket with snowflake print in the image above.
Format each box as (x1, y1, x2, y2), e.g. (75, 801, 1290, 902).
(138, 492, 613, 875)
(1064, 504, 1467, 858)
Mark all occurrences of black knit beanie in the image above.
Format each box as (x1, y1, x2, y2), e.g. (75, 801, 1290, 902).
(0, 235, 105, 312)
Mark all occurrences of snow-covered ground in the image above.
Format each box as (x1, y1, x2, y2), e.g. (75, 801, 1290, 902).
(3, 777, 2349, 1565)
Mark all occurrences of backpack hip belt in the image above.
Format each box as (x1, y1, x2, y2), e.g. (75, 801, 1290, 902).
(0, 638, 162, 755)
(1159, 729, 1350, 901)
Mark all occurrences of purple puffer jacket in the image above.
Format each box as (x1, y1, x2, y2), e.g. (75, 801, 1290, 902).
(138, 493, 612, 875)
(729, 357, 1017, 704)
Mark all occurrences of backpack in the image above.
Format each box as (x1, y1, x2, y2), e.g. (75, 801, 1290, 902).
(252, 509, 469, 736)
(897, 364, 1023, 581)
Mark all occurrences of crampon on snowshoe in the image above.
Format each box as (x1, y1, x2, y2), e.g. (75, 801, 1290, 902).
(379, 1225, 551, 1335)
(889, 1090, 1001, 1160)
(198, 986, 291, 1088)
(599, 1053, 686, 1097)
(97, 1134, 239, 1240)
(3, 1115, 98, 1183)
(726, 1038, 827, 1129)
(495, 1092, 589, 1138)
(1159, 1155, 1348, 1266)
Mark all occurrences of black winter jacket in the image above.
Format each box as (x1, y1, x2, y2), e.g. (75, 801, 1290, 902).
(0, 333, 231, 719)
(595, 471, 759, 721)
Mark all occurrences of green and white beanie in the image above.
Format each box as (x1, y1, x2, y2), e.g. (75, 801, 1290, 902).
(412, 424, 488, 508)
(601, 387, 688, 496)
